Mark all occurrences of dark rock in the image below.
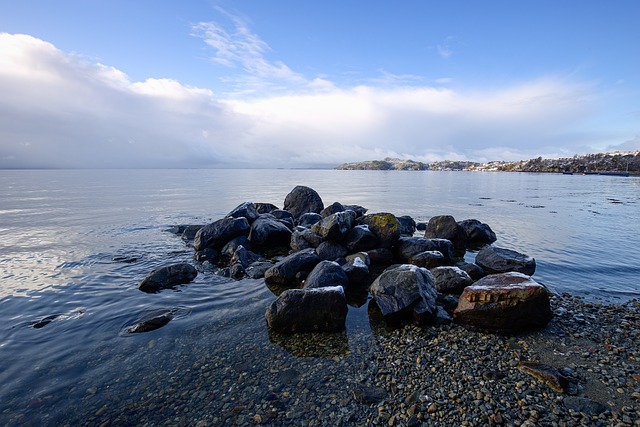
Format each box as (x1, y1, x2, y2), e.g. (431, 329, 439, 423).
(230, 245, 263, 268)
(437, 293, 459, 311)
(320, 202, 345, 218)
(290, 228, 324, 252)
(433, 305, 453, 325)
(276, 216, 295, 231)
(367, 248, 394, 265)
(316, 241, 348, 261)
(351, 385, 387, 404)
(518, 361, 569, 393)
(416, 222, 427, 231)
(361, 213, 401, 248)
(180, 225, 203, 243)
(430, 266, 474, 294)
(475, 246, 536, 276)
(342, 255, 370, 285)
(194, 217, 250, 251)
(453, 272, 552, 333)
(397, 215, 417, 235)
(254, 203, 279, 214)
(304, 260, 349, 289)
(458, 219, 497, 248)
(409, 251, 446, 269)
(369, 264, 438, 320)
(271, 209, 294, 220)
(395, 236, 439, 262)
(227, 201, 260, 223)
(31, 314, 60, 329)
(248, 214, 292, 248)
(424, 215, 467, 256)
(311, 211, 356, 242)
(429, 238, 456, 263)
(264, 248, 321, 286)
(455, 261, 487, 280)
(283, 186, 324, 219)
(127, 309, 175, 333)
(563, 396, 609, 415)
(220, 236, 251, 260)
(245, 261, 274, 279)
(229, 263, 245, 279)
(342, 204, 368, 218)
(138, 263, 198, 293)
(193, 247, 220, 263)
(346, 252, 370, 266)
(265, 286, 348, 333)
(297, 212, 323, 228)
(345, 225, 379, 252)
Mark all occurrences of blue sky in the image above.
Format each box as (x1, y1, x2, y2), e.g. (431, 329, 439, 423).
(1, 0, 639, 168)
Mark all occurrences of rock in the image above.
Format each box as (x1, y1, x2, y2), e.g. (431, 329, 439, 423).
(316, 241, 348, 261)
(361, 213, 401, 248)
(433, 305, 453, 325)
(397, 215, 417, 235)
(194, 217, 250, 251)
(351, 385, 387, 404)
(346, 252, 370, 266)
(311, 211, 356, 242)
(254, 202, 278, 214)
(453, 272, 552, 333)
(31, 314, 60, 329)
(264, 249, 321, 286)
(369, 264, 438, 321)
(297, 212, 322, 228)
(138, 263, 198, 293)
(230, 245, 263, 268)
(290, 228, 324, 252)
(193, 247, 220, 264)
(424, 215, 467, 256)
(227, 201, 260, 223)
(416, 222, 427, 231)
(367, 248, 394, 265)
(220, 236, 251, 260)
(563, 396, 609, 415)
(229, 263, 245, 279)
(342, 255, 370, 285)
(475, 246, 536, 276)
(320, 202, 345, 217)
(408, 251, 446, 269)
(248, 214, 292, 248)
(395, 236, 438, 262)
(430, 266, 473, 294)
(458, 219, 497, 248)
(265, 286, 348, 333)
(455, 261, 487, 280)
(179, 225, 203, 243)
(345, 225, 379, 252)
(428, 239, 455, 263)
(304, 260, 349, 289)
(518, 361, 570, 393)
(342, 204, 368, 217)
(127, 309, 175, 333)
(245, 261, 274, 279)
(283, 186, 324, 219)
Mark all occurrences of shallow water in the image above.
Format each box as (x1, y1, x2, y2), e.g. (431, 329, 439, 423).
(0, 169, 639, 425)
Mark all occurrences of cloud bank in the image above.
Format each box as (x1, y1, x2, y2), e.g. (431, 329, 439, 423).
(0, 32, 626, 169)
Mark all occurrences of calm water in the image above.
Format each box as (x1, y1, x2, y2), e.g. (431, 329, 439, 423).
(1, 169, 639, 425)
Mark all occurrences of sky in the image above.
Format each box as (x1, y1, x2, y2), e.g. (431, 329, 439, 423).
(1, 0, 639, 169)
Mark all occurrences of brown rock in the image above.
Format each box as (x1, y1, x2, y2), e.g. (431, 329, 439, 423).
(518, 361, 569, 393)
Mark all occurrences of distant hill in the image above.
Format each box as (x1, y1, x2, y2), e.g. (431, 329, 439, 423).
(335, 157, 480, 171)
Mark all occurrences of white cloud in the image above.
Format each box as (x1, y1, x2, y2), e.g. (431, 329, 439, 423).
(0, 32, 623, 169)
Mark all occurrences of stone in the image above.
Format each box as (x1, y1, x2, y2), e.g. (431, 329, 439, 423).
(248, 214, 292, 248)
(367, 248, 394, 265)
(264, 248, 321, 286)
(227, 201, 260, 223)
(394, 236, 438, 262)
(430, 266, 474, 294)
(351, 385, 387, 404)
(345, 225, 379, 252)
(194, 217, 250, 251)
(396, 215, 417, 235)
(297, 212, 323, 228)
(320, 202, 345, 217)
(230, 245, 263, 268)
(342, 255, 370, 285)
(304, 260, 349, 289)
(424, 215, 467, 256)
(265, 286, 348, 333)
(311, 211, 356, 242)
(518, 362, 570, 393)
(138, 263, 198, 293)
(179, 225, 203, 243)
(361, 213, 401, 248)
(458, 219, 497, 248)
(455, 261, 487, 280)
(563, 397, 609, 415)
(428, 239, 455, 263)
(245, 261, 274, 279)
(453, 272, 552, 333)
(369, 264, 438, 320)
(193, 247, 220, 264)
(316, 241, 348, 261)
(220, 236, 251, 260)
(254, 202, 278, 214)
(408, 251, 446, 269)
(229, 263, 245, 279)
(283, 185, 324, 219)
(342, 204, 368, 217)
(475, 246, 536, 276)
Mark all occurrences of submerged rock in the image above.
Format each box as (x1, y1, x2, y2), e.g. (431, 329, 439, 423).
(138, 263, 198, 293)
(518, 361, 569, 393)
(127, 309, 175, 333)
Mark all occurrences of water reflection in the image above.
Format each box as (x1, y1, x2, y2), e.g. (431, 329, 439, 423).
(268, 329, 350, 358)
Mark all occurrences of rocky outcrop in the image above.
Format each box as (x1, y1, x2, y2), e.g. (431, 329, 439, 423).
(138, 263, 197, 293)
(453, 272, 552, 333)
(265, 286, 348, 333)
(283, 185, 324, 219)
(475, 246, 536, 276)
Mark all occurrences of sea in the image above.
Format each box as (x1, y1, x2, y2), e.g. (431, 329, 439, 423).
(0, 169, 639, 425)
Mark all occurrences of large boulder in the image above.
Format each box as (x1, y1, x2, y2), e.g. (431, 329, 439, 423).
(458, 219, 497, 248)
(409, 251, 446, 269)
(476, 246, 536, 276)
(194, 217, 250, 251)
(316, 241, 348, 261)
(396, 215, 417, 236)
(254, 202, 278, 214)
(265, 286, 348, 333)
(361, 213, 401, 248)
(227, 201, 260, 223)
(311, 211, 356, 242)
(304, 260, 349, 289)
(248, 214, 292, 248)
(230, 245, 263, 268)
(430, 266, 474, 294)
(424, 215, 467, 256)
(395, 236, 438, 262)
(283, 186, 324, 219)
(342, 253, 370, 285)
(455, 261, 487, 280)
(320, 202, 345, 218)
(453, 272, 552, 333)
(369, 264, 438, 321)
(345, 225, 379, 252)
(264, 248, 321, 286)
(297, 212, 323, 228)
(138, 263, 198, 293)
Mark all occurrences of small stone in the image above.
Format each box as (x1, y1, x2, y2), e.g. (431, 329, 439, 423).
(427, 402, 437, 413)
(491, 413, 504, 424)
(253, 414, 263, 423)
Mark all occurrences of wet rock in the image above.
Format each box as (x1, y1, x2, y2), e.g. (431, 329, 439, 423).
(345, 225, 379, 252)
(254, 202, 278, 214)
(230, 245, 263, 268)
(283, 185, 324, 219)
(342, 204, 368, 218)
(361, 213, 401, 248)
(297, 212, 322, 228)
(367, 248, 394, 265)
(178, 225, 203, 243)
(320, 202, 345, 218)
(31, 314, 60, 329)
(304, 260, 349, 289)
(430, 266, 473, 295)
(229, 263, 245, 279)
(342, 254, 370, 285)
(394, 236, 438, 262)
(316, 241, 348, 261)
(351, 385, 387, 404)
(248, 214, 292, 249)
(311, 211, 356, 242)
(227, 201, 260, 223)
(424, 215, 467, 256)
(245, 261, 274, 279)
(194, 217, 250, 251)
(397, 215, 417, 236)
(220, 236, 251, 260)
(193, 247, 220, 263)
(409, 251, 446, 269)
(264, 249, 321, 287)
(265, 286, 348, 333)
(127, 309, 175, 333)
(518, 361, 570, 393)
(453, 272, 552, 333)
(455, 261, 487, 280)
(138, 263, 198, 293)
(458, 219, 497, 248)
(475, 246, 536, 276)
(563, 396, 609, 415)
